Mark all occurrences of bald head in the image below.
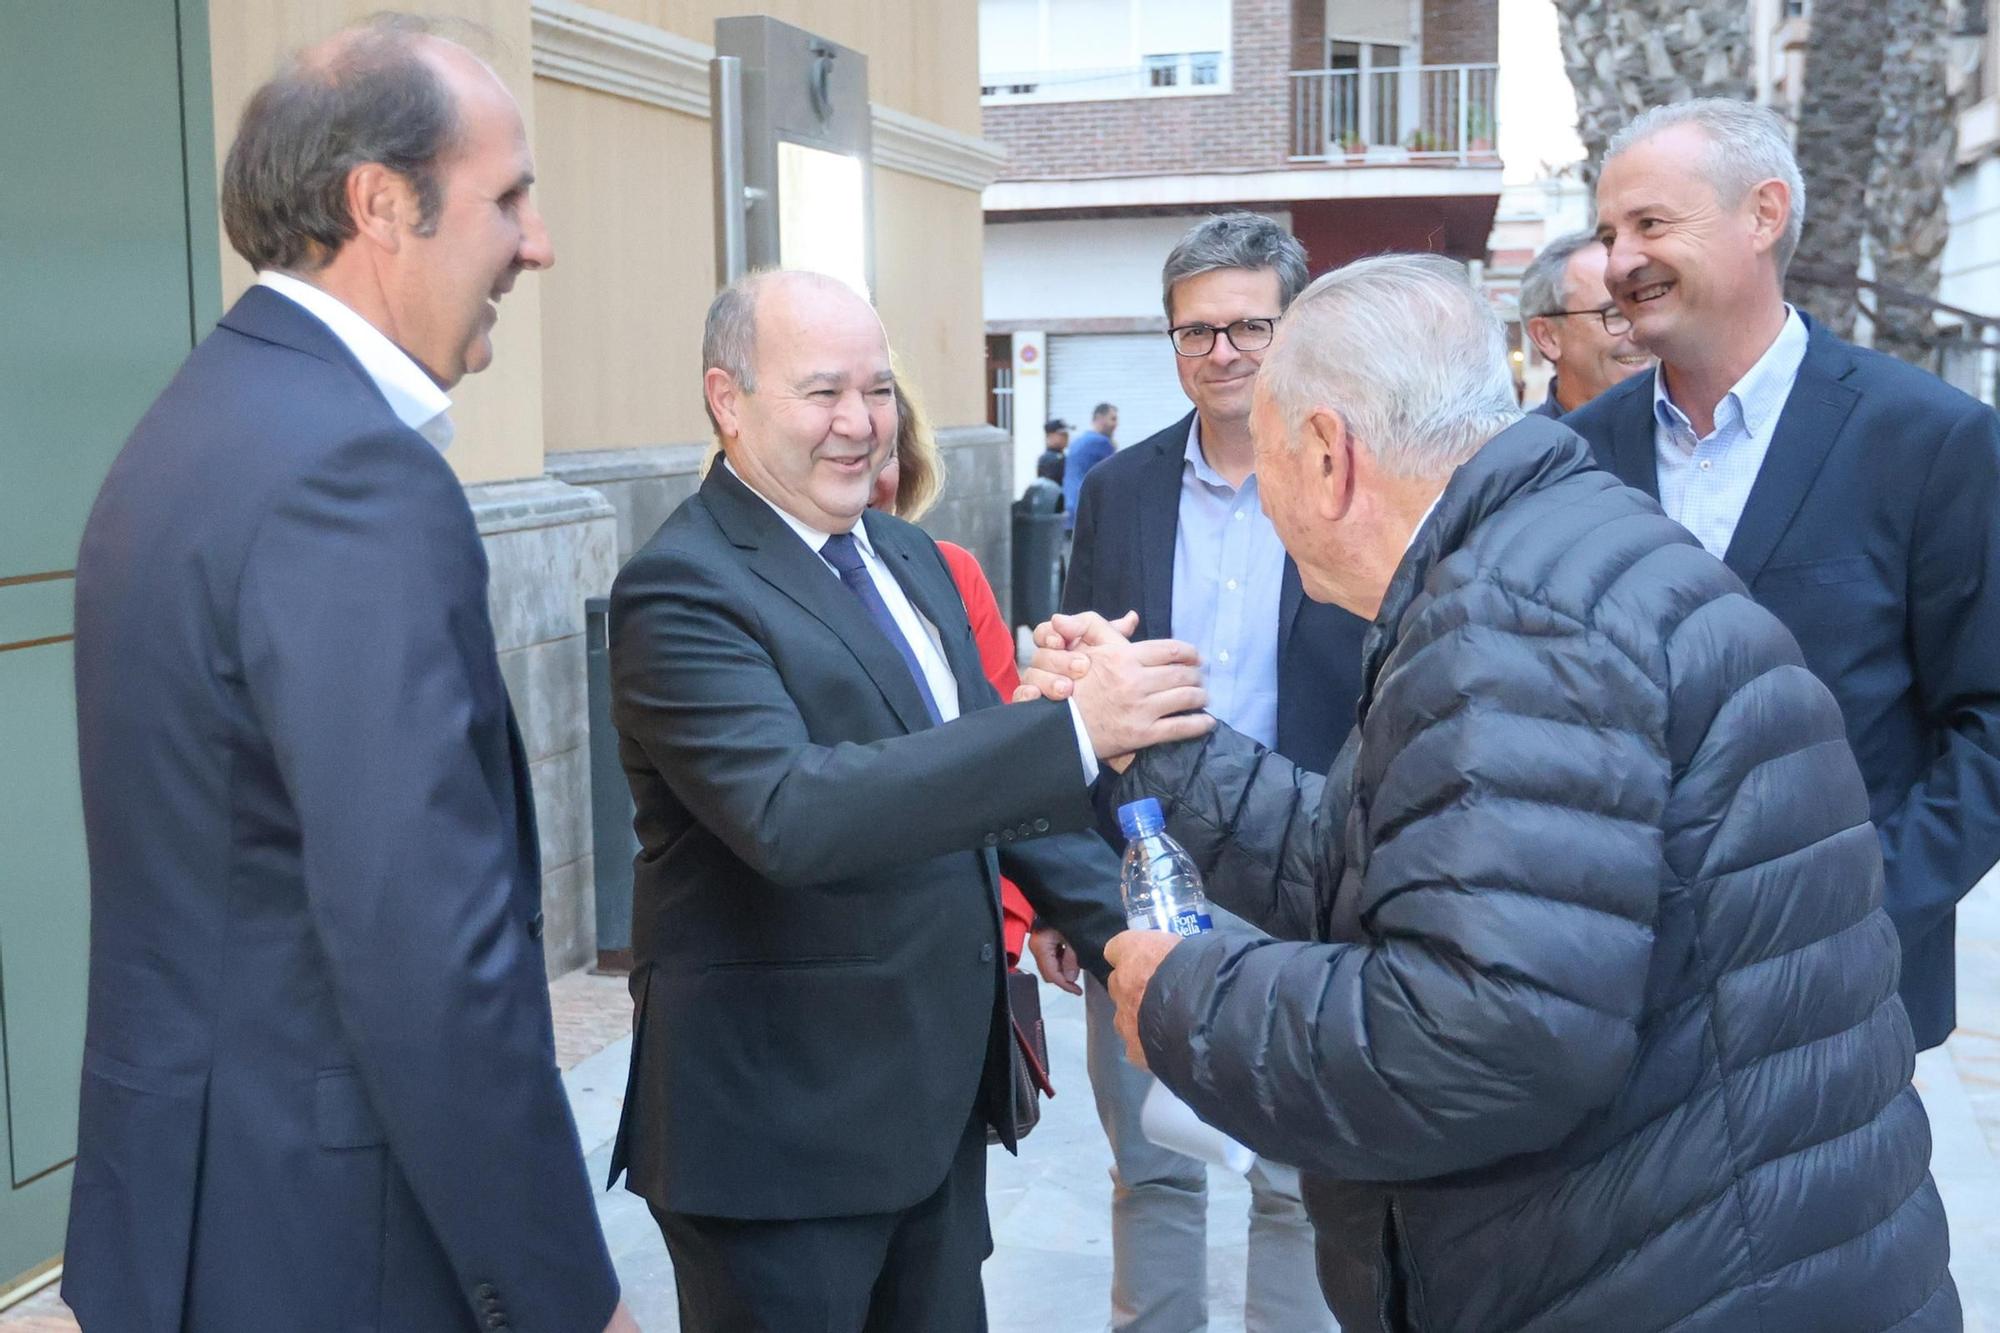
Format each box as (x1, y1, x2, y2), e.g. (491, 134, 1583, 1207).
(702, 270, 897, 533)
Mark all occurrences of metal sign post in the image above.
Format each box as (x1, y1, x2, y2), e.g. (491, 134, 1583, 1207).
(709, 16, 874, 296)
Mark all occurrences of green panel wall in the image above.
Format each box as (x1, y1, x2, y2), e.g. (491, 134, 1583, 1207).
(0, 0, 216, 1289)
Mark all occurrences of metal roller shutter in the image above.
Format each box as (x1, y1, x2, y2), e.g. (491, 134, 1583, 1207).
(1047, 334, 1192, 450)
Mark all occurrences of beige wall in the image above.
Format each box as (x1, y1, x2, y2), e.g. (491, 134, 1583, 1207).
(561, 0, 981, 135)
(535, 80, 715, 449)
(874, 168, 986, 426)
(207, 2, 548, 484)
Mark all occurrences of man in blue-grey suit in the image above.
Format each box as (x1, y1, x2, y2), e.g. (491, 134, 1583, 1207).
(1048, 214, 1364, 1332)
(1570, 98, 2000, 1054)
(67, 17, 635, 1332)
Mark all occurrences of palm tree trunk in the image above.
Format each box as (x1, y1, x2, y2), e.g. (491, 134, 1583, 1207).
(1792, 0, 1893, 337)
(1867, 0, 1957, 363)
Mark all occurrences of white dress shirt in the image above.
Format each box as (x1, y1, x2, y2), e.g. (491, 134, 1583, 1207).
(1653, 307, 1809, 559)
(256, 270, 455, 452)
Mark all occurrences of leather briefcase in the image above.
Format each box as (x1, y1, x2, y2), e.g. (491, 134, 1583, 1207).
(989, 968, 1056, 1144)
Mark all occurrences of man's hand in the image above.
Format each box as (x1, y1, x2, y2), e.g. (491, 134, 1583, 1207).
(605, 1300, 642, 1332)
(1067, 627, 1213, 765)
(1012, 610, 1139, 703)
(1104, 929, 1185, 1070)
(1026, 926, 1082, 995)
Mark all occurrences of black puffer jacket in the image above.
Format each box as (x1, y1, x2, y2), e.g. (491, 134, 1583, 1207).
(1117, 419, 1958, 1331)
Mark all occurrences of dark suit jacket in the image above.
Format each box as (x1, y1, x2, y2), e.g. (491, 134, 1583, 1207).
(605, 463, 1126, 1222)
(1064, 411, 1369, 786)
(66, 287, 616, 1332)
(1565, 316, 2000, 1049)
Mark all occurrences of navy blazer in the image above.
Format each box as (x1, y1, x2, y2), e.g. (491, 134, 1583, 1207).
(1063, 411, 1369, 795)
(1565, 316, 2000, 1050)
(67, 287, 617, 1332)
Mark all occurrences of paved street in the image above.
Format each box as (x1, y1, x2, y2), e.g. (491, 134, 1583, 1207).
(10, 879, 2000, 1329)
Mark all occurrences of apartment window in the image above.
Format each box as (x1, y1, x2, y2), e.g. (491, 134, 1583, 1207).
(978, 0, 1232, 103)
(1783, 0, 1808, 16)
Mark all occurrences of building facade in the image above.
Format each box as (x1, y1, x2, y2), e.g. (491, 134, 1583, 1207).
(977, 0, 1502, 477)
(0, 0, 1008, 1295)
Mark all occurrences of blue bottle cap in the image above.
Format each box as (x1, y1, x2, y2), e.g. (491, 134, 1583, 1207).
(1117, 798, 1165, 840)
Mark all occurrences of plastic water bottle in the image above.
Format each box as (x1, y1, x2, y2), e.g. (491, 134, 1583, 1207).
(1117, 798, 1214, 937)
(1115, 799, 1255, 1174)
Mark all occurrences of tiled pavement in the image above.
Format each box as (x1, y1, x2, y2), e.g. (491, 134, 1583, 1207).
(12, 878, 2000, 1330)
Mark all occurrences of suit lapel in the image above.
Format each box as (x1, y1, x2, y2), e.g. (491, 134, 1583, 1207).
(1135, 416, 1191, 639)
(1720, 325, 1859, 586)
(704, 467, 938, 734)
(1605, 371, 1662, 499)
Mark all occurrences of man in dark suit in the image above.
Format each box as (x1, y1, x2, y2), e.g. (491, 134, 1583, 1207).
(605, 269, 1213, 1331)
(1052, 213, 1364, 1331)
(66, 20, 632, 1333)
(1569, 98, 2000, 1052)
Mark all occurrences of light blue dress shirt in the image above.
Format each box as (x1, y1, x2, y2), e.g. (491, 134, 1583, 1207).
(1172, 415, 1286, 749)
(1653, 308, 1810, 559)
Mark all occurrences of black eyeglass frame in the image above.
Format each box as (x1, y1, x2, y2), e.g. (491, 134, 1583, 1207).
(1534, 306, 1633, 335)
(1166, 316, 1281, 357)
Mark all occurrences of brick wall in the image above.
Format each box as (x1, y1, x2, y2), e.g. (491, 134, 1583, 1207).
(982, 0, 1294, 179)
(1422, 0, 1499, 66)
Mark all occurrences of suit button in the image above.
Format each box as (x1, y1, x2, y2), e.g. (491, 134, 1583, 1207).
(983, 832, 999, 847)
(485, 1315, 507, 1330)
(1033, 817, 1050, 833)
(1001, 829, 1015, 842)
(980, 943, 995, 962)
(527, 912, 545, 940)
(475, 1284, 497, 1301)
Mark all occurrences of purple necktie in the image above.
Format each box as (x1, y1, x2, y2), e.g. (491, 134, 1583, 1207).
(820, 531, 944, 726)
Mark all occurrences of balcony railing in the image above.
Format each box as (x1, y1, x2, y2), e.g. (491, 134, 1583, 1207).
(1289, 63, 1499, 164)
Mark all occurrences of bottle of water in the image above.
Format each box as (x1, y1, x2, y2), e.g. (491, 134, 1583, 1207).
(1116, 799, 1255, 1174)
(1117, 798, 1214, 937)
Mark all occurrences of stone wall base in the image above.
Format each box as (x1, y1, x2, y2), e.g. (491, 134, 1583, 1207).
(467, 477, 617, 979)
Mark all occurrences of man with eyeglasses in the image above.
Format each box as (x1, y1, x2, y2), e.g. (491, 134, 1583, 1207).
(1520, 229, 1654, 417)
(1038, 212, 1362, 1331)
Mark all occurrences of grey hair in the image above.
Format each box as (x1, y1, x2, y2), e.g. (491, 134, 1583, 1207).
(1161, 212, 1311, 321)
(1519, 230, 1602, 319)
(221, 14, 463, 272)
(1604, 98, 1807, 273)
(1259, 253, 1521, 479)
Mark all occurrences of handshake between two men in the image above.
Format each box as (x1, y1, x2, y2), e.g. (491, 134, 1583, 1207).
(1013, 609, 1205, 1075)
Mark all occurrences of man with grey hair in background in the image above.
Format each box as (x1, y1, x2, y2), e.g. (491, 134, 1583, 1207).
(1518, 228, 1652, 416)
(67, 15, 638, 1332)
(1045, 210, 1360, 1331)
(1568, 98, 2000, 1057)
(1022, 253, 1956, 1329)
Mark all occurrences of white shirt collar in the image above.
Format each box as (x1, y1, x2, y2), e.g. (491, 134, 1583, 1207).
(256, 271, 455, 451)
(722, 457, 877, 560)
(1404, 491, 1445, 560)
(1652, 305, 1808, 445)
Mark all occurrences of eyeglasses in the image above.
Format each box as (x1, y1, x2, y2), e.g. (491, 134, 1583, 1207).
(1168, 317, 1279, 357)
(1538, 306, 1633, 336)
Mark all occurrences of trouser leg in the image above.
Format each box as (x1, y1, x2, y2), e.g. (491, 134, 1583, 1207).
(1087, 971, 1208, 1332)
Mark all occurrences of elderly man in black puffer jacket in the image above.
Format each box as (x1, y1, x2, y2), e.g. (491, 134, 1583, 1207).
(1026, 255, 1958, 1331)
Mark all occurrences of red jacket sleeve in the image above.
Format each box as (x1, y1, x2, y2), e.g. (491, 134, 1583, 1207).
(939, 541, 1033, 963)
